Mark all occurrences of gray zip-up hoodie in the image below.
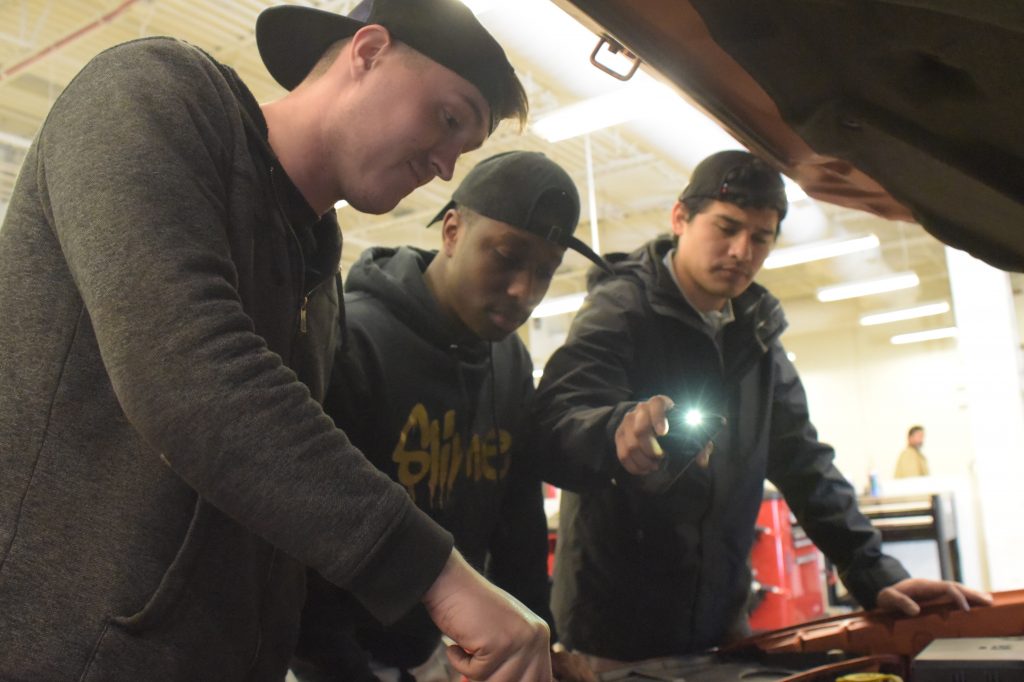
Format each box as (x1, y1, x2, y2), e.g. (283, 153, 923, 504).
(0, 38, 452, 681)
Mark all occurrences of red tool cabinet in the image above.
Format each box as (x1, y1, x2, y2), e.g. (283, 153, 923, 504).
(749, 491, 827, 631)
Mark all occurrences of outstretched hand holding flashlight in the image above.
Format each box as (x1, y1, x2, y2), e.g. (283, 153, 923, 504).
(615, 395, 677, 475)
(615, 396, 725, 488)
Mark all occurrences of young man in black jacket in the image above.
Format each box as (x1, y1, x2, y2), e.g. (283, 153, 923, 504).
(293, 151, 601, 682)
(0, 2, 553, 680)
(533, 150, 991, 671)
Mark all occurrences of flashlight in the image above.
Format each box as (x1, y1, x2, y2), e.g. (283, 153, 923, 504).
(669, 407, 726, 443)
(637, 404, 727, 494)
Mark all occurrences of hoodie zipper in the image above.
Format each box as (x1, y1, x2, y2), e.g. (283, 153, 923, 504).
(230, 67, 313, 340)
(229, 74, 321, 673)
(241, 161, 308, 672)
(269, 164, 312, 337)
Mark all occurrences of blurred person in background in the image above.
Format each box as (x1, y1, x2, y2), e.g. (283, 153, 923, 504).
(895, 425, 930, 478)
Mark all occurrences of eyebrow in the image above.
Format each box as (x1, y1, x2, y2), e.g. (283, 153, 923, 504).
(714, 213, 776, 237)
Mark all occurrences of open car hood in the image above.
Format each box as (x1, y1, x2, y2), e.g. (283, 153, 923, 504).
(553, 1, 1024, 272)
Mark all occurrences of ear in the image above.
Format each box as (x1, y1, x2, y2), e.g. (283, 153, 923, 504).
(440, 209, 463, 257)
(349, 24, 393, 77)
(670, 200, 689, 238)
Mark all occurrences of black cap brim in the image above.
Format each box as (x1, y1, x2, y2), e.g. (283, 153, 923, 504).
(428, 200, 457, 227)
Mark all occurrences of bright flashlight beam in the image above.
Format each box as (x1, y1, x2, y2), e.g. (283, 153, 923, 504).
(684, 409, 704, 427)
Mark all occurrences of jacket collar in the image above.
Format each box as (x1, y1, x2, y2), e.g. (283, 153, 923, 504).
(598, 235, 788, 352)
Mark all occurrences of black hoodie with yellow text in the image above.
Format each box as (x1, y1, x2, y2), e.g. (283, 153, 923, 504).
(294, 245, 552, 675)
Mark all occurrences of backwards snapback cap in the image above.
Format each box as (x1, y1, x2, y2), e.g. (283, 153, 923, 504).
(429, 151, 610, 272)
(680, 150, 789, 224)
(256, 0, 516, 133)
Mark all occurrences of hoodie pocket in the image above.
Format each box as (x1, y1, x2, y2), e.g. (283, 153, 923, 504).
(111, 496, 210, 632)
(79, 497, 211, 679)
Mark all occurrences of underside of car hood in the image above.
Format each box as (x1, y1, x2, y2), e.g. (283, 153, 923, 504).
(554, 0, 1024, 271)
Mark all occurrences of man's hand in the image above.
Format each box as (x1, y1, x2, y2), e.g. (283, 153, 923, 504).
(552, 645, 597, 682)
(423, 550, 552, 681)
(615, 395, 674, 475)
(875, 577, 993, 616)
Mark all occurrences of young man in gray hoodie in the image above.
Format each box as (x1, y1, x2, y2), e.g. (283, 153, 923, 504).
(292, 151, 604, 682)
(0, 2, 553, 680)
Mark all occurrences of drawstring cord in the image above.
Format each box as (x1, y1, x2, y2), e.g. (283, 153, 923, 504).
(489, 343, 500, 451)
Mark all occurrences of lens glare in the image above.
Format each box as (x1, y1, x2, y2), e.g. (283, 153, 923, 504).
(684, 409, 704, 427)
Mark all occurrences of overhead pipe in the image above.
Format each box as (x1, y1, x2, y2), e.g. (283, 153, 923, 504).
(0, 0, 141, 83)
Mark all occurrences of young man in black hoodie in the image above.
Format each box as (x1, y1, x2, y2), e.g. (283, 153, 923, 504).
(293, 151, 604, 682)
(532, 150, 991, 672)
(0, 2, 553, 680)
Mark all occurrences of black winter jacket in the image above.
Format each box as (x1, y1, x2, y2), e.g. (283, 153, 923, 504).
(534, 236, 908, 661)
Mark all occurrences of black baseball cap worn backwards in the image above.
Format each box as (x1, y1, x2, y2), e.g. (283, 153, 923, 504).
(429, 151, 610, 272)
(256, 0, 516, 133)
(680, 150, 789, 225)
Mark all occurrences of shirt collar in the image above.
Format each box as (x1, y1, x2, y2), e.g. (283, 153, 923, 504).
(663, 249, 735, 334)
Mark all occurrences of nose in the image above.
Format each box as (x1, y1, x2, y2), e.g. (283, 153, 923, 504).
(728, 232, 753, 262)
(507, 269, 544, 311)
(429, 141, 461, 182)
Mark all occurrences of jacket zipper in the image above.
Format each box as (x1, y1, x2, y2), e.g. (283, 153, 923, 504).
(244, 162, 304, 671)
(269, 164, 311, 337)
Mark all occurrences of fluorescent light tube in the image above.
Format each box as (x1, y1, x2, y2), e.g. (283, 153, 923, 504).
(890, 327, 958, 345)
(531, 292, 587, 319)
(765, 234, 879, 270)
(859, 301, 951, 327)
(816, 272, 919, 302)
(531, 83, 675, 142)
(0, 130, 31, 150)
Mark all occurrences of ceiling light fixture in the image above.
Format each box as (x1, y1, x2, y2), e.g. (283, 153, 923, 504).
(0, 130, 31, 150)
(816, 272, 919, 302)
(334, 200, 349, 210)
(859, 301, 951, 327)
(530, 82, 677, 143)
(764, 234, 879, 270)
(890, 327, 958, 345)
(531, 292, 587, 319)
